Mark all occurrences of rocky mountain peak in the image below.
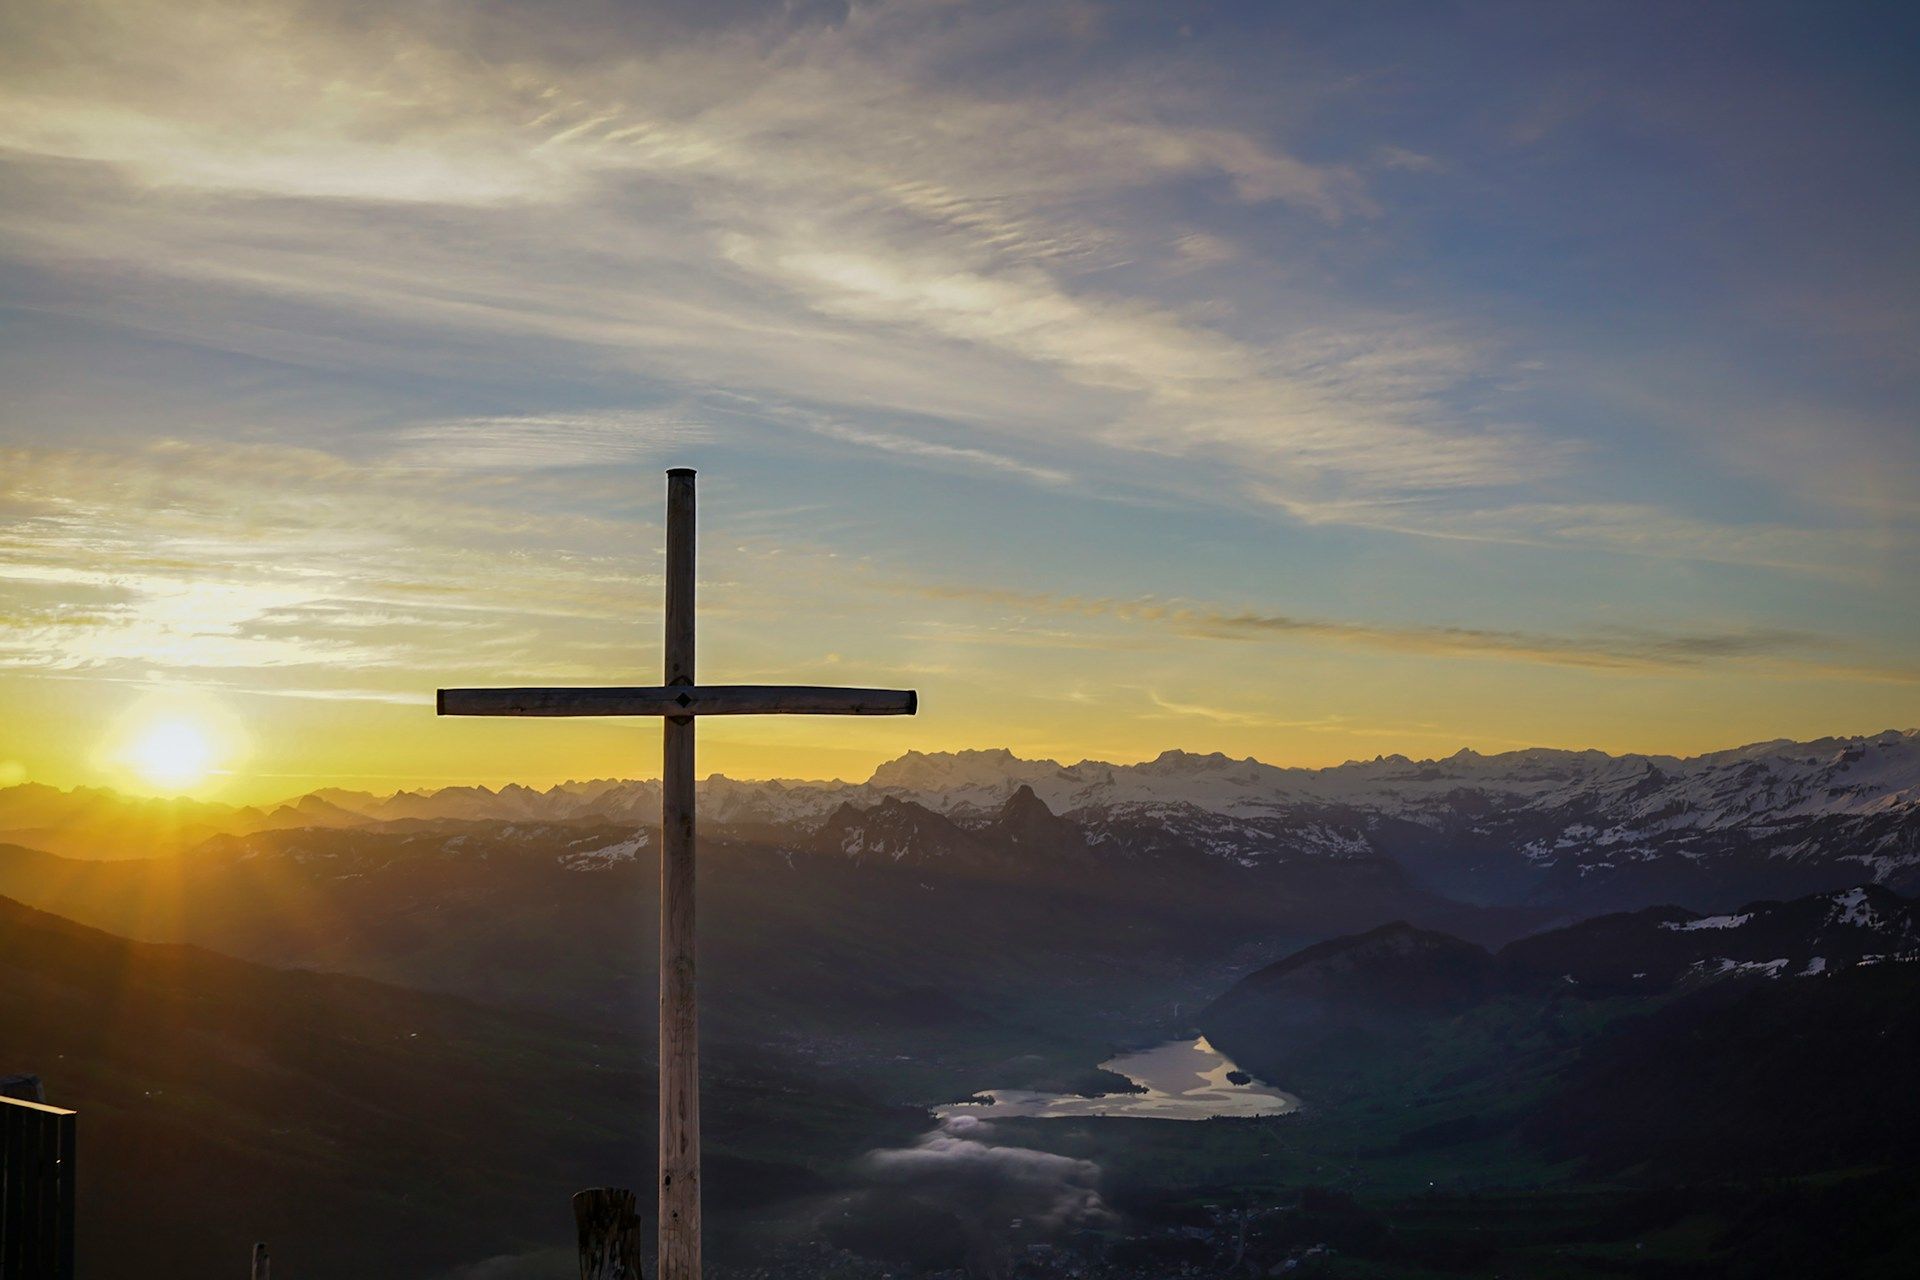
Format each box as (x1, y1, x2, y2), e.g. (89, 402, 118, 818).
(987, 784, 1085, 853)
(812, 795, 978, 864)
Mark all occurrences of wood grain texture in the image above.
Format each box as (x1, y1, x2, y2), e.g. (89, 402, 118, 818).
(1, 1095, 76, 1280)
(659, 468, 701, 1280)
(436, 685, 916, 718)
(573, 1188, 642, 1280)
(665, 469, 696, 692)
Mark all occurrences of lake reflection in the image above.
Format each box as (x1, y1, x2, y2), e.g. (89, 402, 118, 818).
(935, 1036, 1298, 1121)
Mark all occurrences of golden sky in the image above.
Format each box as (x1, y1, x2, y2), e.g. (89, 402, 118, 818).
(2, 1, 1917, 803)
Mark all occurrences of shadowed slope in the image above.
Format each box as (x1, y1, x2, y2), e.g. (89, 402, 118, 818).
(0, 895, 904, 1280)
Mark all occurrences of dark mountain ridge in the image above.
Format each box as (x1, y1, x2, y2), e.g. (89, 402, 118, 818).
(1203, 921, 1503, 1029)
(1501, 883, 1919, 992)
(1200, 884, 1920, 1080)
(1198, 883, 1920, 1207)
(0, 796, 1509, 1092)
(0, 894, 904, 1280)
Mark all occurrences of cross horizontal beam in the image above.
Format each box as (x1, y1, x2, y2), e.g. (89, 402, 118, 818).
(437, 685, 917, 718)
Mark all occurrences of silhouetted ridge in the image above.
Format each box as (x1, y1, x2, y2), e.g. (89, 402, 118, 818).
(986, 784, 1085, 854)
(1214, 921, 1500, 1015)
(1201, 884, 1920, 1082)
(809, 796, 983, 864)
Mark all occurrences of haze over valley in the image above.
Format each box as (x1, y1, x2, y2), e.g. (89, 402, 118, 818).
(6, 1, 1919, 1275)
(5, 729, 1920, 1276)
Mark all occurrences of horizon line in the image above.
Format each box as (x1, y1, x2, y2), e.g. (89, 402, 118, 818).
(11, 726, 1915, 807)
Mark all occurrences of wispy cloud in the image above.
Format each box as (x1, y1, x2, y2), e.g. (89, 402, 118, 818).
(1256, 490, 1894, 576)
(0, 440, 652, 688)
(0, 0, 1556, 515)
(387, 412, 711, 471)
(1132, 693, 1539, 746)
(4, 0, 1886, 584)
(1140, 690, 1315, 728)
(910, 580, 1917, 682)
(797, 419, 1074, 487)
(1, 0, 1915, 788)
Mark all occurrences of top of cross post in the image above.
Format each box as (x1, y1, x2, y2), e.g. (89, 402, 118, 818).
(667, 467, 697, 478)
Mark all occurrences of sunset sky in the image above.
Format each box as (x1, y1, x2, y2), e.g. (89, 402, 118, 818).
(3, 0, 1917, 802)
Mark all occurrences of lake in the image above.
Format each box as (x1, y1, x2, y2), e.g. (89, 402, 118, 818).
(934, 1035, 1299, 1121)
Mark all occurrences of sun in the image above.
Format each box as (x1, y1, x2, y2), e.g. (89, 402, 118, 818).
(127, 720, 216, 791)
(102, 696, 245, 797)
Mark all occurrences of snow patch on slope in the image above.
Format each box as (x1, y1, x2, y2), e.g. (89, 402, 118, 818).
(559, 832, 649, 871)
(1662, 912, 1753, 932)
(1828, 888, 1877, 929)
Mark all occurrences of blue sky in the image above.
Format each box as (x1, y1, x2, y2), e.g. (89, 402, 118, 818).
(1, 0, 1916, 796)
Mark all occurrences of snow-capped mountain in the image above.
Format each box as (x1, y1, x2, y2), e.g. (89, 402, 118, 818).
(240, 729, 1917, 835)
(843, 732, 1920, 908)
(1499, 885, 1920, 991)
(808, 795, 994, 866)
(4, 730, 1916, 910)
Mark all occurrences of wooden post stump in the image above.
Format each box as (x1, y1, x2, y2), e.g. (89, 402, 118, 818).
(574, 1187, 643, 1280)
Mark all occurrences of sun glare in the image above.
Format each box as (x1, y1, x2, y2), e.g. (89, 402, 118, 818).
(128, 720, 216, 790)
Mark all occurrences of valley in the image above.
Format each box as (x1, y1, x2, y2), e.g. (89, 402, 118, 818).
(2, 731, 1918, 1277)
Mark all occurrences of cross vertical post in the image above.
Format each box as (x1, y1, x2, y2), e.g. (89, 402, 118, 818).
(659, 468, 699, 1280)
(435, 467, 916, 1280)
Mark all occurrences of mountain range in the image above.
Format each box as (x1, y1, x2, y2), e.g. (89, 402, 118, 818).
(1199, 882, 1920, 1186)
(1203, 883, 1920, 1066)
(8, 729, 1917, 912)
(8, 728, 1920, 1277)
(0, 777, 1493, 1079)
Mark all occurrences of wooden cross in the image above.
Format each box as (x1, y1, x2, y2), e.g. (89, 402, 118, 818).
(437, 468, 916, 1280)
